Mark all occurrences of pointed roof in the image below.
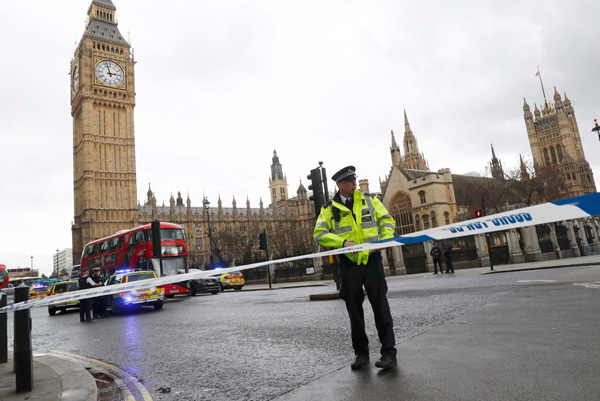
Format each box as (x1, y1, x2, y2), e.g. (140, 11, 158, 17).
(85, 0, 129, 46)
(553, 86, 561, 102)
(404, 109, 411, 133)
(92, 0, 116, 9)
(391, 130, 398, 148)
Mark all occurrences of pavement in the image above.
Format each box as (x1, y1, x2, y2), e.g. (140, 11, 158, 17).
(1, 253, 599, 401)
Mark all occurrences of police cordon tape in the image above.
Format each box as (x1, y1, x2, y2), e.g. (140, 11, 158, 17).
(2, 192, 599, 314)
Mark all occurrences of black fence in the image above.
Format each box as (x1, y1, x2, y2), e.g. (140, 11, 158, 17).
(404, 256, 427, 274)
(555, 224, 571, 250)
(403, 243, 427, 274)
(536, 224, 554, 253)
(274, 266, 308, 280)
(490, 245, 510, 265)
(452, 248, 479, 263)
(242, 267, 269, 281)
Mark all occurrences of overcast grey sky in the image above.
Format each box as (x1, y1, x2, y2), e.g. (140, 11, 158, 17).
(1, 0, 599, 276)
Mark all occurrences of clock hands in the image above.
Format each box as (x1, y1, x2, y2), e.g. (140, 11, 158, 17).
(104, 61, 114, 77)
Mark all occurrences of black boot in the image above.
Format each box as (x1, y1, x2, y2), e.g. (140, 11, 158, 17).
(351, 354, 370, 370)
(375, 354, 397, 369)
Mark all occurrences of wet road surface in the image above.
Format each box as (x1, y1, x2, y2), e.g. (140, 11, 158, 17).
(6, 266, 588, 400)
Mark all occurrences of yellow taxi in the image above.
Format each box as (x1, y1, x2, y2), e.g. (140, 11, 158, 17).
(213, 270, 244, 291)
(47, 281, 79, 315)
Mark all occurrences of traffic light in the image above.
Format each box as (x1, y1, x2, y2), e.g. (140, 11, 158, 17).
(307, 167, 325, 217)
(151, 220, 161, 257)
(258, 232, 267, 251)
(475, 210, 483, 218)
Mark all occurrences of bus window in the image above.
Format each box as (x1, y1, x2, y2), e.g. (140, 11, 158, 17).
(92, 243, 101, 255)
(100, 241, 109, 253)
(134, 230, 150, 244)
(161, 229, 185, 241)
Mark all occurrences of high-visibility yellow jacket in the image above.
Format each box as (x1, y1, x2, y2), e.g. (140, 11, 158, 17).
(313, 190, 396, 265)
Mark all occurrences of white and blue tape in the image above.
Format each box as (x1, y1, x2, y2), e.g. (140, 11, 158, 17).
(1, 192, 599, 313)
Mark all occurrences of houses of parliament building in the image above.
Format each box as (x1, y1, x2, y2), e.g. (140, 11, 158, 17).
(70, 1, 596, 269)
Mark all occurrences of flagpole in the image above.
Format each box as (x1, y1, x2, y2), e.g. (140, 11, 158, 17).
(537, 66, 547, 100)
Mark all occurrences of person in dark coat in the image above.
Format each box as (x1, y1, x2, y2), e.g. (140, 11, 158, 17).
(430, 242, 443, 274)
(90, 268, 106, 318)
(78, 272, 96, 322)
(443, 240, 454, 273)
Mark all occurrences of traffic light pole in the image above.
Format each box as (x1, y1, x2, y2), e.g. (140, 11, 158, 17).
(482, 197, 493, 271)
(319, 161, 329, 203)
(259, 231, 271, 289)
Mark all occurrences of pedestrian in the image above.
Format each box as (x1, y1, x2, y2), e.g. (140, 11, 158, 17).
(90, 267, 106, 318)
(443, 240, 454, 273)
(78, 270, 97, 323)
(313, 165, 397, 370)
(430, 242, 443, 274)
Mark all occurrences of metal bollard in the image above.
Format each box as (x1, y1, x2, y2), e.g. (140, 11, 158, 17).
(14, 284, 33, 393)
(0, 293, 7, 363)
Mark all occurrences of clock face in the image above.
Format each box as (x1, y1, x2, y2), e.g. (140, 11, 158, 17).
(95, 60, 125, 87)
(72, 65, 79, 93)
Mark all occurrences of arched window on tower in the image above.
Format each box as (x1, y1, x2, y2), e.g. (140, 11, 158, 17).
(550, 146, 557, 164)
(430, 211, 437, 228)
(415, 214, 421, 231)
(418, 190, 426, 204)
(556, 145, 563, 162)
(444, 211, 450, 225)
(543, 148, 550, 165)
(422, 214, 430, 230)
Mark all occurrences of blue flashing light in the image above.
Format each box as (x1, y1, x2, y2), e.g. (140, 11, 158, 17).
(115, 269, 133, 274)
(125, 296, 133, 302)
(214, 267, 222, 270)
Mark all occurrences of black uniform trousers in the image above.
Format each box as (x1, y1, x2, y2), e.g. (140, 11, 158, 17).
(79, 298, 92, 322)
(338, 251, 396, 357)
(433, 258, 442, 274)
(444, 255, 454, 273)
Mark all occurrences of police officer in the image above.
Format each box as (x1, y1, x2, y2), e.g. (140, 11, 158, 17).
(430, 242, 443, 274)
(90, 268, 105, 318)
(78, 270, 97, 323)
(313, 166, 397, 370)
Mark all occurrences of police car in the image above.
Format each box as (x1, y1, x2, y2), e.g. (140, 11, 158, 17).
(47, 281, 79, 315)
(106, 270, 164, 314)
(212, 271, 245, 291)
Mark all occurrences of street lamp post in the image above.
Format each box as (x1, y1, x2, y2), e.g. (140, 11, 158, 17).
(30, 255, 33, 271)
(203, 198, 213, 267)
(592, 119, 600, 142)
(55, 248, 59, 280)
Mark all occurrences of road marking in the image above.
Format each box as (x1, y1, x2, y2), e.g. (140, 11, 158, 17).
(573, 282, 600, 289)
(517, 280, 557, 283)
(48, 350, 153, 401)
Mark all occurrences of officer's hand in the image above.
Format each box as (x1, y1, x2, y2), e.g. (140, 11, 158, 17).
(343, 240, 357, 254)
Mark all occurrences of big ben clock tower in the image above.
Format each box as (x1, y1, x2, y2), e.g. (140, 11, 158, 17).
(71, 0, 138, 262)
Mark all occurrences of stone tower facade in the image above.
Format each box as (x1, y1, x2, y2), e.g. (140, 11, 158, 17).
(71, 0, 138, 261)
(268, 150, 288, 204)
(523, 87, 596, 198)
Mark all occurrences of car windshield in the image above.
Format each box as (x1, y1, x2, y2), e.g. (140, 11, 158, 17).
(126, 273, 155, 282)
(53, 283, 78, 293)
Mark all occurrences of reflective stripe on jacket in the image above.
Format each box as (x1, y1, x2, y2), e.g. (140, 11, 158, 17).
(313, 190, 395, 265)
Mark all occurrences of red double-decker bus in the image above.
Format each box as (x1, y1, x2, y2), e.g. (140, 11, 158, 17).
(0, 264, 8, 290)
(80, 222, 190, 296)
